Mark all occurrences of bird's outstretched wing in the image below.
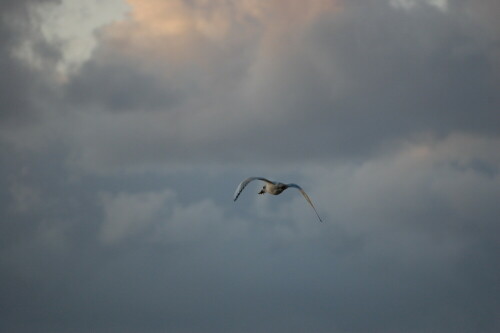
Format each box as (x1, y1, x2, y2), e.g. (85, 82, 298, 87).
(233, 177, 274, 201)
(287, 183, 323, 222)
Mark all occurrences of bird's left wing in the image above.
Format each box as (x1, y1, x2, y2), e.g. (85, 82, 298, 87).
(287, 183, 323, 222)
(233, 177, 274, 201)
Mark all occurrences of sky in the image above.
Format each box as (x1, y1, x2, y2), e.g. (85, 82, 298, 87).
(0, 0, 499, 332)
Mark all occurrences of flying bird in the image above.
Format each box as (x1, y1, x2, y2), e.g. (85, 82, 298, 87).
(233, 177, 323, 222)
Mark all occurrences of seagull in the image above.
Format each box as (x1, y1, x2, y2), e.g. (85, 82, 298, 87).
(233, 177, 323, 222)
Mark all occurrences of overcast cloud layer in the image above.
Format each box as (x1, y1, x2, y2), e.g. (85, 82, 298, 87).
(1, 0, 499, 332)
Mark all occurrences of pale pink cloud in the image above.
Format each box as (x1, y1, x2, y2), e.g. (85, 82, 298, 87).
(101, 0, 341, 65)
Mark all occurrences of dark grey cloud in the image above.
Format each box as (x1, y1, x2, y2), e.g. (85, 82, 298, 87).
(1, 0, 499, 333)
(53, 0, 500, 173)
(245, 0, 500, 157)
(1, 139, 499, 333)
(65, 54, 184, 112)
(0, 0, 61, 127)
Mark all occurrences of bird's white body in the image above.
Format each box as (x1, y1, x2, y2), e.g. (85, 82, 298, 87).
(262, 182, 287, 195)
(233, 177, 323, 222)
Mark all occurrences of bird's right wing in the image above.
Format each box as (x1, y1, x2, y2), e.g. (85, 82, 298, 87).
(287, 183, 323, 222)
(233, 177, 274, 201)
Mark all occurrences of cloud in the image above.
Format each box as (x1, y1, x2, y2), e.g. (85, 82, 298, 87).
(9, 181, 42, 213)
(66, 58, 183, 111)
(105, 0, 340, 61)
(50, 0, 499, 175)
(390, 0, 448, 11)
(33, 0, 129, 76)
(309, 133, 500, 232)
(99, 190, 175, 243)
(0, 0, 60, 127)
(1, 0, 500, 332)
(3, 0, 500, 168)
(1, 151, 499, 333)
